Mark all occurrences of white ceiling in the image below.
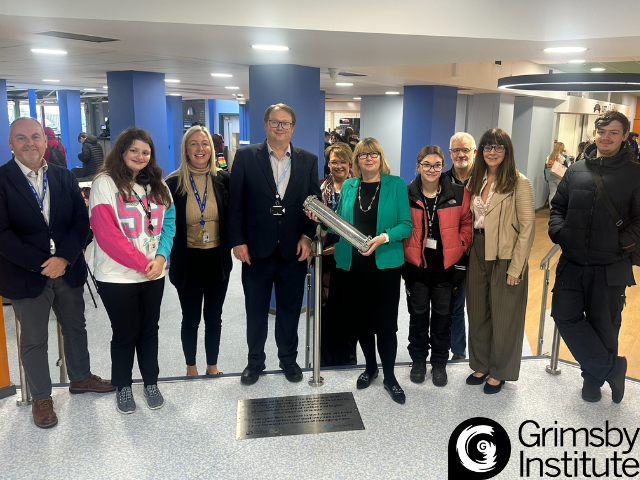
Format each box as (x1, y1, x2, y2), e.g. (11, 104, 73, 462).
(1, 1, 639, 101)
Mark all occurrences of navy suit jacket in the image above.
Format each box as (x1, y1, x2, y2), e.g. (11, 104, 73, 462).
(228, 141, 321, 260)
(0, 159, 89, 300)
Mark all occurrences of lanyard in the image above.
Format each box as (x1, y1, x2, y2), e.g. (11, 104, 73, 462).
(424, 192, 439, 238)
(189, 172, 209, 228)
(331, 189, 338, 211)
(28, 170, 47, 212)
(132, 187, 154, 235)
(276, 157, 292, 187)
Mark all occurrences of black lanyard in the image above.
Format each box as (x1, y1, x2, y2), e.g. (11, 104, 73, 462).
(132, 187, 154, 235)
(423, 192, 439, 238)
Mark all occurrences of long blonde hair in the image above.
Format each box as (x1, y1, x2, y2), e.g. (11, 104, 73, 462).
(166, 125, 218, 195)
(549, 142, 565, 161)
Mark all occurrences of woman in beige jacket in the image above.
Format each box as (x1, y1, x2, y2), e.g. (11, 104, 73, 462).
(465, 128, 535, 394)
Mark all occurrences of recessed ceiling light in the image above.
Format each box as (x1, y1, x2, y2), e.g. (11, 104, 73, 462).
(225, 86, 240, 90)
(385, 91, 400, 95)
(591, 68, 606, 72)
(211, 73, 233, 77)
(169, 93, 181, 96)
(251, 44, 289, 51)
(543, 47, 587, 53)
(84, 88, 97, 91)
(164, 79, 180, 83)
(102, 86, 108, 89)
(237, 94, 244, 97)
(353, 97, 361, 100)
(31, 48, 67, 55)
(568, 59, 586, 64)
(42, 79, 60, 82)
(336, 83, 353, 86)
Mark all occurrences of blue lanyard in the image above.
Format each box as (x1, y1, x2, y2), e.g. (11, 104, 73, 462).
(189, 172, 209, 228)
(28, 170, 47, 212)
(331, 190, 337, 211)
(276, 157, 292, 187)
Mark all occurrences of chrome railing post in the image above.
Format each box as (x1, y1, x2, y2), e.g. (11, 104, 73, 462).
(56, 323, 68, 384)
(309, 235, 324, 387)
(536, 261, 551, 356)
(304, 257, 312, 369)
(14, 317, 32, 406)
(546, 325, 562, 375)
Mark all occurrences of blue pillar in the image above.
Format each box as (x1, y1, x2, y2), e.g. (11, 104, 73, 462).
(0, 80, 11, 164)
(57, 90, 83, 169)
(318, 90, 326, 179)
(28, 89, 37, 119)
(239, 101, 250, 144)
(248, 64, 321, 160)
(205, 99, 214, 133)
(399, 86, 457, 184)
(166, 95, 183, 172)
(106, 71, 170, 173)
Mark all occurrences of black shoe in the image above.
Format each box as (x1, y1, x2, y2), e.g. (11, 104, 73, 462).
(582, 378, 602, 402)
(409, 361, 427, 384)
(483, 380, 505, 394)
(279, 362, 303, 382)
(240, 364, 265, 385)
(432, 366, 448, 387)
(466, 372, 488, 385)
(384, 382, 406, 404)
(608, 356, 627, 404)
(356, 369, 379, 389)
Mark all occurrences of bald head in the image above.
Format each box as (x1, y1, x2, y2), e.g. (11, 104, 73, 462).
(9, 117, 47, 171)
(9, 117, 44, 137)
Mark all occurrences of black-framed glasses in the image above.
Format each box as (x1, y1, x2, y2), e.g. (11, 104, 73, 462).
(419, 163, 443, 172)
(267, 120, 294, 130)
(450, 148, 474, 155)
(357, 151, 380, 161)
(483, 144, 505, 153)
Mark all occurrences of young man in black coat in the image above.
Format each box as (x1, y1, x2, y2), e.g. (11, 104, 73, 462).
(0, 118, 114, 428)
(549, 111, 640, 404)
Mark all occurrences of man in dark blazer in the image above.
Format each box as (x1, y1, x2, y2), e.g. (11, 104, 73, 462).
(229, 103, 321, 385)
(0, 118, 114, 429)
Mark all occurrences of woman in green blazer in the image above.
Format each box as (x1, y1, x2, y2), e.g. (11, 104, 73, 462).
(330, 137, 411, 404)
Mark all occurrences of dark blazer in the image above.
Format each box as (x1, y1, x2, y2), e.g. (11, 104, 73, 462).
(228, 140, 321, 260)
(0, 160, 89, 300)
(166, 170, 232, 288)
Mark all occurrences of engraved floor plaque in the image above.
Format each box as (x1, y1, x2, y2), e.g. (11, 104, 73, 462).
(236, 392, 364, 440)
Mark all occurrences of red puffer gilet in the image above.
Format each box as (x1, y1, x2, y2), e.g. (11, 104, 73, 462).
(403, 174, 472, 269)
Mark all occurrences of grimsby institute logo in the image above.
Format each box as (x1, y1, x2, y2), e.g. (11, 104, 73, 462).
(448, 417, 511, 479)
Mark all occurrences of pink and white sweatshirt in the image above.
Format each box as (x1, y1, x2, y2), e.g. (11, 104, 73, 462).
(89, 173, 176, 283)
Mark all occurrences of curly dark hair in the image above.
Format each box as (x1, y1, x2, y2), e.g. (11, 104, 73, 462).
(98, 127, 172, 207)
(595, 111, 630, 134)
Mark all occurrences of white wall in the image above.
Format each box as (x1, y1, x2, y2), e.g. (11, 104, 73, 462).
(360, 95, 404, 176)
(467, 93, 515, 142)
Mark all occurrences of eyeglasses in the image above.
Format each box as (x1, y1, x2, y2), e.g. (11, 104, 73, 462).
(483, 144, 505, 153)
(267, 120, 294, 130)
(357, 152, 380, 161)
(419, 163, 443, 171)
(328, 161, 349, 167)
(450, 148, 474, 155)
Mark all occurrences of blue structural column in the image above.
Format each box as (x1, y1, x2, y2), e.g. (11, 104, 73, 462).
(399, 85, 457, 184)
(28, 89, 37, 119)
(57, 90, 83, 169)
(239, 101, 250, 144)
(0, 80, 11, 164)
(107, 71, 170, 173)
(166, 95, 183, 172)
(318, 90, 326, 179)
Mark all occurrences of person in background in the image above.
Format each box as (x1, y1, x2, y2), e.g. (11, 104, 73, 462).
(81, 187, 94, 247)
(629, 132, 639, 162)
(330, 131, 343, 144)
(74, 132, 104, 180)
(89, 127, 176, 414)
(166, 126, 232, 377)
(465, 128, 535, 394)
(343, 127, 355, 151)
(403, 145, 472, 387)
(319, 142, 356, 366)
(43, 126, 67, 167)
(444, 132, 476, 361)
(546, 142, 567, 207)
(212, 133, 228, 170)
(575, 141, 589, 162)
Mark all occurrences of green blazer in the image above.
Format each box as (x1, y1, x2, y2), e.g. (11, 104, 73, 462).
(334, 174, 412, 271)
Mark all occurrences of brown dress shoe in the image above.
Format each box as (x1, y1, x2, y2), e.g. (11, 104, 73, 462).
(32, 397, 58, 429)
(69, 374, 116, 394)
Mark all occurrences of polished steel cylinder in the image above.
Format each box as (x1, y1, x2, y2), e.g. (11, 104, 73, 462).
(304, 257, 312, 369)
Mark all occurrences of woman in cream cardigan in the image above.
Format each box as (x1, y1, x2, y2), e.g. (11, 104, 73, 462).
(465, 128, 535, 394)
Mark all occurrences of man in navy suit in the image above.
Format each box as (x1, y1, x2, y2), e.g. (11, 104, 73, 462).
(229, 103, 321, 385)
(0, 118, 114, 428)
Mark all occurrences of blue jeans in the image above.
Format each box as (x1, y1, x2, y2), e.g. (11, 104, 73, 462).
(450, 280, 467, 357)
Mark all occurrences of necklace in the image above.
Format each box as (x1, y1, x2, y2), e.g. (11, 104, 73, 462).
(358, 181, 380, 213)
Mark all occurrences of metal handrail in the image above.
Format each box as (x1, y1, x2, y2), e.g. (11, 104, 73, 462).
(536, 243, 563, 375)
(304, 257, 313, 369)
(309, 236, 324, 387)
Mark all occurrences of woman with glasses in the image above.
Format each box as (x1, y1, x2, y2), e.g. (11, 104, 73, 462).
(465, 128, 535, 394)
(309, 138, 411, 403)
(166, 126, 232, 377)
(402, 145, 472, 387)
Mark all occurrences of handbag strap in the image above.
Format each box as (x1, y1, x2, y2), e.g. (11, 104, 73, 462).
(586, 162, 624, 232)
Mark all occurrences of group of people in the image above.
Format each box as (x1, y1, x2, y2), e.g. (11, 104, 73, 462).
(0, 104, 636, 428)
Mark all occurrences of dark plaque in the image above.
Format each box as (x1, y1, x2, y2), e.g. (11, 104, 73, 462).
(236, 392, 364, 440)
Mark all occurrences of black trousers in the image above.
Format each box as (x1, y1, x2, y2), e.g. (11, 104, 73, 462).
(176, 248, 229, 366)
(405, 277, 454, 367)
(241, 246, 306, 366)
(97, 278, 165, 388)
(551, 257, 626, 386)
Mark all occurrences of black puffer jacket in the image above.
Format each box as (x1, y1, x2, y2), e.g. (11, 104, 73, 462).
(549, 142, 640, 266)
(78, 135, 104, 177)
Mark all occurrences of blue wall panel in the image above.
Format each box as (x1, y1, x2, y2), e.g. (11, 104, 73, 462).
(0, 80, 11, 164)
(239, 102, 250, 143)
(166, 95, 183, 172)
(57, 90, 82, 169)
(28, 89, 37, 119)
